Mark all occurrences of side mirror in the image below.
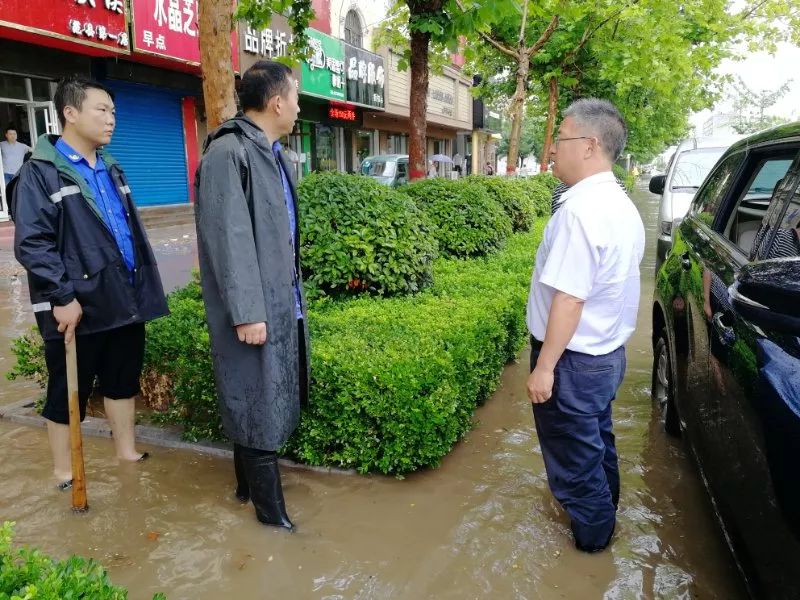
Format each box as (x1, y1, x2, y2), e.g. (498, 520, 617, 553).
(730, 258, 800, 335)
(649, 174, 666, 195)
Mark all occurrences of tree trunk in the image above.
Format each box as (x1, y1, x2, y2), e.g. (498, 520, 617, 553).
(505, 51, 529, 175)
(199, 0, 237, 130)
(409, 28, 431, 180)
(539, 76, 558, 173)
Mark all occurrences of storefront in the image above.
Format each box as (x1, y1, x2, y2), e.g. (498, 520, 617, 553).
(0, 0, 234, 211)
(293, 28, 385, 174)
(375, 50, 473, 178)
(0, 0, 129, 218)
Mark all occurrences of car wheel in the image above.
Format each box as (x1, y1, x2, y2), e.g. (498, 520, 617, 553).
(652, 330, 681, 437)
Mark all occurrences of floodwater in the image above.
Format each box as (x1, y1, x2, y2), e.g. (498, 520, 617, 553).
(0, 184, 746, 599)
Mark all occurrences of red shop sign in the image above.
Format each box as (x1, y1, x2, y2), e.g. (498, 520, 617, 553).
(0, 0, 130, 55)
(131, 0, 238, 69)
(328, 107, 357, 122)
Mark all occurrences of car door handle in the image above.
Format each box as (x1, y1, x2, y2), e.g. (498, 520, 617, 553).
(712, 312, 736, 345)
(681, 253, 692, 270)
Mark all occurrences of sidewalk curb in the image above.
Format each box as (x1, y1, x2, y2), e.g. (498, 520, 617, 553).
(0, 399, 356, 476)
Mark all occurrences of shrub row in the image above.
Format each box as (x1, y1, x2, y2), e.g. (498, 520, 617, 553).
(286, 225, 543, 474)
(0, 522, 165, 600)
(296, 172, 555, 296)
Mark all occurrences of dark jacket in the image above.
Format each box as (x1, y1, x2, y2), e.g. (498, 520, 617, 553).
(194, 116, 309, 451)
(11, 134, 169, 341)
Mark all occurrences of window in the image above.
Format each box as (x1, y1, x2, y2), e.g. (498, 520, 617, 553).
(690, 151, 745, 226)
(671, 148, 728, 191)
(344, 10, 363, 48)
(721, 155, 795, 255)
(752, 167, 800, 260)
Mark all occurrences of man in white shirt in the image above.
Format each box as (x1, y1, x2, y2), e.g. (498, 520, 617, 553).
(1, 126, 32, 185)
(526, 98, 645, 552)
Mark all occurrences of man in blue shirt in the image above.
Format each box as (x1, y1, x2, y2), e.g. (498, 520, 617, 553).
(12, 77, 168, 490)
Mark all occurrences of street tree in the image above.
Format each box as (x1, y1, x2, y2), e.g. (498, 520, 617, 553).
(198, 0, 314, 129)
(728, 77, 793, 134)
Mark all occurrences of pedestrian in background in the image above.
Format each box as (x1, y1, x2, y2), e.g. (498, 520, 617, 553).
(526, 98, 645, 552)
(485, 161, 495, 175)
(195, 60, 309, 531)
(1, 125, 31, 185)
(11, 76, 168, 489)
(428, 160, 438, 178)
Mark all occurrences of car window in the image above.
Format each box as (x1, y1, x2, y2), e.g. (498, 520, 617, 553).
(396, 162, 408, 178)
(722, 155, 797, 257)
(671, 148, 727, 191)
(752, 172, 800, 260)
(690, 151, 745, 226)
(363, 160, 396, 178)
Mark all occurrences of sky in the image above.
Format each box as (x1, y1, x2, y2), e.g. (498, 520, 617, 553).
(689, 41, 800, 133)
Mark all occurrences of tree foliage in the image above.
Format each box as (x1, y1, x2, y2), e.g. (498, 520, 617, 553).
(466, 0, 800, 164)
(728, 77, 793, 134)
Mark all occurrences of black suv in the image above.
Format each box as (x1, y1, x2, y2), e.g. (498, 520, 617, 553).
(652, 122, 800, 599)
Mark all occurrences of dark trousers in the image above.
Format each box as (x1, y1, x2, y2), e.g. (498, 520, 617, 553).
(530, 337, 626, 550)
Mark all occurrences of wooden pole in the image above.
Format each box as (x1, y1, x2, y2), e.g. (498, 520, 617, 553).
(66, 337, 88, 512)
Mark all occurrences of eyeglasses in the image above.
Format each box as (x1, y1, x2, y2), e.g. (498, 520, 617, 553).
(553, 136, 593, 145)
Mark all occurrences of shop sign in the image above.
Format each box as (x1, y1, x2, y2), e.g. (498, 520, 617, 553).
(429, 86, 455, 117)
(238, 14, 299, 78)
(344, 43, 384, 110)
(301, 29, 345, 101)
(328, 106, 357, 122)
(0, 0, 130, 53)
(131, 0, 238, 68)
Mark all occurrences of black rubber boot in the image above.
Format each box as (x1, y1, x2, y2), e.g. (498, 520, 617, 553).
(240, 447, 294, 531)
(233, 443, 249, 503)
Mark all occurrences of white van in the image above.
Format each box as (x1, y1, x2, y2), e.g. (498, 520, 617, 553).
(650, 135, 742, 273)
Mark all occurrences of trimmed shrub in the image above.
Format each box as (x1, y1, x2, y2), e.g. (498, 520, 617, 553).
(298, 171, 437, 296)
(403, 178, 512, 258)
(288, 227, 541, 474)
(0, 521, 165, 600)
(504, 176, 554, 218)
(460, 175, 536, 232)
(532, 171, 560, 192)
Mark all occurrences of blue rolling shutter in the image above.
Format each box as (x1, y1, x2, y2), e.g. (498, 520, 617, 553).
(104, 80, 189, 206)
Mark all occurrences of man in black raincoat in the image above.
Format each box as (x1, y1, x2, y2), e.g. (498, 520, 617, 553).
(194, 61, 309, 530)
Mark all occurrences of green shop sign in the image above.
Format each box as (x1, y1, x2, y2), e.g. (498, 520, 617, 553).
(301, 29, 346, 101)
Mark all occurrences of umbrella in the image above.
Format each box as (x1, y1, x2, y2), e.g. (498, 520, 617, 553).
(430, 154, 453, 163)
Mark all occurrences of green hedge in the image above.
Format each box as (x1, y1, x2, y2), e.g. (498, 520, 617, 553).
(0, 522, 165, 600)
(459, 175, 537, 232)
(298, 172, 437, 296)
(402, 178, 512, 258)
(134, 223, 543, 473)
(287, 226, 542, 474)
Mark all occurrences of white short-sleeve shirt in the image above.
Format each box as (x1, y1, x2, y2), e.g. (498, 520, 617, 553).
(526, 171, 645, 356)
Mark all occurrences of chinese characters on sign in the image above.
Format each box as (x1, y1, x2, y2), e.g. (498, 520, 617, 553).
(67, 0, 129, 47)
(344, 42, 385, 109)
(428, 86, 455, 117)
(301, 29, 346, 101)
(243, 25, 291, 59)
(328, 107, 357, 122)
(135, 0, 198, 59)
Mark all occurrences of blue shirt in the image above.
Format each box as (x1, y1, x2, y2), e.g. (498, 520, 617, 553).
(272, 141, 303, 319)
(55, 138, 136, 277)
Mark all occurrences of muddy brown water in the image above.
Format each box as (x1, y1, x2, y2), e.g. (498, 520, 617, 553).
(0, 186, 746, 599)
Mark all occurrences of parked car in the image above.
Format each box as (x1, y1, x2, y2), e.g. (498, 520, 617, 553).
(651, 122, 800, 599)
(360, 154, 409, 187)
(650, 135, 743, 273)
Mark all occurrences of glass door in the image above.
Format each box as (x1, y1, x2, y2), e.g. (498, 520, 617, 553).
(28, 101, 59, 143)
